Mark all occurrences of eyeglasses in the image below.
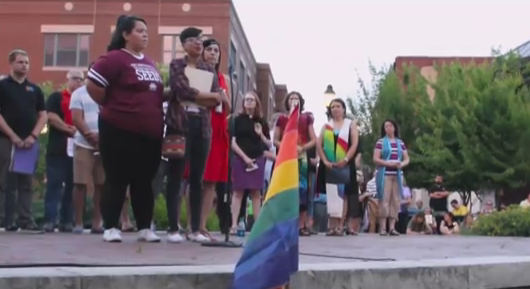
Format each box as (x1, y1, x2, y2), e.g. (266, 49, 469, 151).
(244, 98, 256, 102)
(185, 36, 206, 44)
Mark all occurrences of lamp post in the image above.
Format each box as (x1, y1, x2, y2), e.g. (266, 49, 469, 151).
(324, 84, 336, 119)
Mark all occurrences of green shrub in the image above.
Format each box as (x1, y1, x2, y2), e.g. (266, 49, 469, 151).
(470, 205, 530, 236)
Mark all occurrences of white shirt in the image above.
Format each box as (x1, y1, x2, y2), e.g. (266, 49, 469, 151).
(69, 85, 100, 149)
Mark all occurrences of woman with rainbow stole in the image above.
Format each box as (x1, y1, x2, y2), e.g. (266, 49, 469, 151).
(373, 119, 409, 236)
(316, 98, 360, 236)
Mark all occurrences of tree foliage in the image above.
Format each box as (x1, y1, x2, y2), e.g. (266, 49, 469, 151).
(348, 54, 530, 197)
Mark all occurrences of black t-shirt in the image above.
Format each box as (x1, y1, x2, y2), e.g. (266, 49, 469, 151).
(429, 183, 448, 212)
(0, 76, 45, 139)
(46, 91, 68, 156)
(234, 114, 270, 159)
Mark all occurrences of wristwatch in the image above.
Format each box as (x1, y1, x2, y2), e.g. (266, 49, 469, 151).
(30, 133, 38, 139)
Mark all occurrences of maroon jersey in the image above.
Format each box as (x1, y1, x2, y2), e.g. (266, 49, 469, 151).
(276, 111, 314, 144)
(87, 49, 164, 138)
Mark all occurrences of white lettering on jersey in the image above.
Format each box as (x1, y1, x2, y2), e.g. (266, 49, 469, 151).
(131, 63, 163, 83)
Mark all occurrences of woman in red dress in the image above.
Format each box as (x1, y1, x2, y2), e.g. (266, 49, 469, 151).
(195, 38, 230, 240)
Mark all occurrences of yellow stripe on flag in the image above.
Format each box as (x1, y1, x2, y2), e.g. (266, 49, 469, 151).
(263, 159, 298, 203)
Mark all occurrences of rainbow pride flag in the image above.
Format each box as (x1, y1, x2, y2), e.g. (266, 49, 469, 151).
(232, 105, 300, 289)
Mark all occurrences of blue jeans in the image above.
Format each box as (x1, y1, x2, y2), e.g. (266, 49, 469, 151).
(44, 155, 73, 225)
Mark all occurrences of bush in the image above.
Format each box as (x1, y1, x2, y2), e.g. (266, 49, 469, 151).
(470, 206, 530, 236)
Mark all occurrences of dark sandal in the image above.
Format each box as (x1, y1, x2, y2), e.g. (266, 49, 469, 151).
(299, 228, 311, 236)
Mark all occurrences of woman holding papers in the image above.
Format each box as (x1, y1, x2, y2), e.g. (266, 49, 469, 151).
(273, 92, 317, 236)
(316, 98, 360, 236)
(166, 27, 223, 243)
(229, 92, 271, 235)
(86, 15, 164, 243)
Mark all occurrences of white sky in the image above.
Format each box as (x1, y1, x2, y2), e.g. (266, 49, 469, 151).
(232, 0, 530, 129)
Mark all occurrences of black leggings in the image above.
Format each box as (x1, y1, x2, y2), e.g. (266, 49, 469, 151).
(98, 119, 161, 230)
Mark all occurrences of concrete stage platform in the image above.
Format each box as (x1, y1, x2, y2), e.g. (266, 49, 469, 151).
(2, 232, 530, 288)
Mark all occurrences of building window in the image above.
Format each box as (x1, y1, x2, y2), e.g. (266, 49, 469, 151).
(44, 34, 90, 67)
(229, 41, 237, 69)
(239, 61, 246, 94)
(246, 74, 251, 93)
(162, 35, 185, 65)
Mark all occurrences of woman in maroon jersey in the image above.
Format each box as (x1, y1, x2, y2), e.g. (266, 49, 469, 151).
(86, 15, 163, 243)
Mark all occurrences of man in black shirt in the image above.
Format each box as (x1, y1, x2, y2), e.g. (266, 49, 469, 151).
(43, 70, 82, 233)
(428, 174, 450, 233)
(0, 50, 47, 231)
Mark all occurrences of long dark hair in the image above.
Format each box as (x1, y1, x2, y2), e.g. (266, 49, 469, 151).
(380, 119, 400, 138)
(107, 15, 146, 52)
(284, 91, 305, 112)
(202, 39, 221, 72)
(326, 98, 346, 119)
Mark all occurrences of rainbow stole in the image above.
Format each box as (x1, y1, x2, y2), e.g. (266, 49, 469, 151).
(323, 119, 350, 163)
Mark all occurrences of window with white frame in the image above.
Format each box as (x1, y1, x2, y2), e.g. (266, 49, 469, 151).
(239, 61, 246, 94)
(162, 35, 185, 65)
(44, 34, 90, 67)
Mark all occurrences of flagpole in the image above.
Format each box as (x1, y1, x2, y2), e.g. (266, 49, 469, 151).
(202, 63, 242, 248)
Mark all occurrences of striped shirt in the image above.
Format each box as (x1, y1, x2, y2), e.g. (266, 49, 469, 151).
(366, 177, 377, 198)
(375, 138, 407, 174)
(69, 85, 99, 149)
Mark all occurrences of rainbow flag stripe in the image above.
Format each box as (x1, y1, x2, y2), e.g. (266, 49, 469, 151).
(232, 105, 300, 289)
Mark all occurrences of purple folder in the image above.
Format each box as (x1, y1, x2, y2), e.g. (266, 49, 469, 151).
(9, 142, 39, 175)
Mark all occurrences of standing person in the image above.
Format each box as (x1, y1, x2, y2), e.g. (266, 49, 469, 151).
(198, 38, 230, 240)
(44, 70, 83, 233)
(273, 91, 316, 236)
(429, 174, 449, 232)
(373, 119, 410, 236)
(69, 65, 104, 234)
(229, 92, 271, 234)
(166, 27, 222, 243)
(316, 98, 359, 236)
(86, 15, 163, 243)
(0, 49, 47, 231)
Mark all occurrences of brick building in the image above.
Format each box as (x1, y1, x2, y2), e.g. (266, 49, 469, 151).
(393, 56, 492, 100)
(0, 0, 288, 120)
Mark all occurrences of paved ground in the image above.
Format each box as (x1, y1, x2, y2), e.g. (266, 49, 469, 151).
(1, 231, 529, 267)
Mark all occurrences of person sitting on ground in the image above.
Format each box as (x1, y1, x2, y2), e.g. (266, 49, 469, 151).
(450, 199, 468, 217)
(520, 193, 530, 209)
(423, 207, 437, 234)
(406, 211, 432, 235)
(440, 212, 460, 235)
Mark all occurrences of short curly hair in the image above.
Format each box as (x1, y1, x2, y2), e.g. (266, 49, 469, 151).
(284, 91, 305, 112)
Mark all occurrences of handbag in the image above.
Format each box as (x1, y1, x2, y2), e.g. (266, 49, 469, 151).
(161, 134, 186, 159)
(326, 166, 350, 184)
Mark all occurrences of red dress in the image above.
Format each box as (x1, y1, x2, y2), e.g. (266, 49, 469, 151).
(182, 73, 229, 182)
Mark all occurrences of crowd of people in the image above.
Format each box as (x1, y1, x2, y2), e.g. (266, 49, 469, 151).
(0, 14, 502, 244)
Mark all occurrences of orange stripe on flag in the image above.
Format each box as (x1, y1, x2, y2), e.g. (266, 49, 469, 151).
(274, 130, 298, 168)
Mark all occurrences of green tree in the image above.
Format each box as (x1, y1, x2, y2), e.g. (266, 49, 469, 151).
(415, 55, 530, 204)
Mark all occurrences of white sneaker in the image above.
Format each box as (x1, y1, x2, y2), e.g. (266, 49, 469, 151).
(167, 232, 184, 243)
(103, 228, 122, 243)
(189, 232, 210, 243)
(137, 229, 161, 243)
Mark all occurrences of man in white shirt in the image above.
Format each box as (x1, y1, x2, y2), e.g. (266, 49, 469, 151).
(70, 65, 104, 234)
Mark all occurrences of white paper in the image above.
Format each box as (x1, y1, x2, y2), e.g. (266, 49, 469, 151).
(215, 103, 222, 113)
(184, 67, 214, 92)
(326, 184, 344, 218)
(67, 138, 74, 157)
